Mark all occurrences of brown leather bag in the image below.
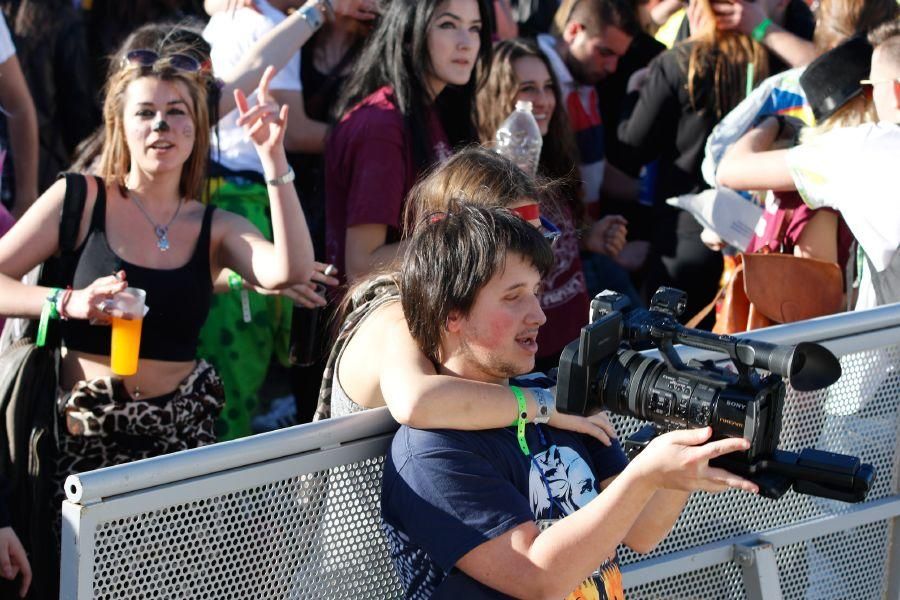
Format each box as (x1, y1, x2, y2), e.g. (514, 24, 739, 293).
(688, 252, 845, 334)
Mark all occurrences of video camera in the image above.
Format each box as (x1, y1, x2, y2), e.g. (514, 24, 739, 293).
(556, 287, 876, 502)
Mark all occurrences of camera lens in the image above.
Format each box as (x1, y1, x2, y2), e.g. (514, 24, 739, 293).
(595, 349, 774, 454)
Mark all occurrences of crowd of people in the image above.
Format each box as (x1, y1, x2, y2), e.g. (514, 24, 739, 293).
(0, 0, 896, 597)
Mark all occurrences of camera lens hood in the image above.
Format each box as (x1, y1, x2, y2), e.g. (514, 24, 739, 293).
(735, 340, 841, 392)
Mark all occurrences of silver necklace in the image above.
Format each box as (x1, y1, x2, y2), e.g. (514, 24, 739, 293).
(128, 191, 184, 252)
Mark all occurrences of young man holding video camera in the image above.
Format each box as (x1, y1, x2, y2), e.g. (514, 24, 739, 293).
(381, 203, 759, 600)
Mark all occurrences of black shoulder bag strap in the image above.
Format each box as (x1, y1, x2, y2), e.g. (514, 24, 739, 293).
(29, 173, 91, 345)
(56, 172, 90, 269)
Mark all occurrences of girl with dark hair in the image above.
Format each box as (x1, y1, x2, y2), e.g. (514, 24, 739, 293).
(325, 0, 493, 283)
(476, 38, 630, 371)
(617, 0, 770, 322)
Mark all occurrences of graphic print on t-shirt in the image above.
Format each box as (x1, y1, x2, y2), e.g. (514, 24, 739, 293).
(530, 444, 625, 600)
(539, 200, 587, 310)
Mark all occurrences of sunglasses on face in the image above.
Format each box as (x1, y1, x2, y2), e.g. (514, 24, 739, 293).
(860, 78, 900, 100)
(122, 49, 207, 74)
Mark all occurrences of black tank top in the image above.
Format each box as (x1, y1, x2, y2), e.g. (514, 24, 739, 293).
(61, 182, 215, 362)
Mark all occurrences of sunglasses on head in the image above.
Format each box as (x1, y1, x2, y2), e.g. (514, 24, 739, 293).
(509, 203, 561, 247)
(122, 49, 207, 74)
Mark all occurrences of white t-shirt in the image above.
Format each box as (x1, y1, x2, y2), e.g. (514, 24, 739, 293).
(787, 122, 900, 310)
(204, 0, 303, 175)
(0, 14, 16, 65)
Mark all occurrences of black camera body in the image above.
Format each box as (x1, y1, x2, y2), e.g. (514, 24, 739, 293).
(556, 288, 876, 502)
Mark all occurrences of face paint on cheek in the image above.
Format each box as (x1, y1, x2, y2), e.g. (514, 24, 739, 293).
(181, 124, 194, 138)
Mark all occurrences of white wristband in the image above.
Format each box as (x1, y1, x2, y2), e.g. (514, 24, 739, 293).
(532, 387, 555, 425)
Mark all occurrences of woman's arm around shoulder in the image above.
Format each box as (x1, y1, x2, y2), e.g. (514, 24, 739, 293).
(378, 303, 616, 444)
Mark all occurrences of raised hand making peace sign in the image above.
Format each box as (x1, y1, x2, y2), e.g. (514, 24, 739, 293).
(235, 66, 290, 156)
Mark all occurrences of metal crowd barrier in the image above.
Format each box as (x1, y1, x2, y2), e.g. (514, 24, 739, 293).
(59, 305, 900, 599)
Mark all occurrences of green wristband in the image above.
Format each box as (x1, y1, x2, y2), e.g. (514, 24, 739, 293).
(509, 385, 531, 457)
(36, 287, 62, 348)
(751, 17, 773, 43)
(227, 272, 243, 291)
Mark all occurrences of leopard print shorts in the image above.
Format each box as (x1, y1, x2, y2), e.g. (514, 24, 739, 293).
(52, 360, 225, 532)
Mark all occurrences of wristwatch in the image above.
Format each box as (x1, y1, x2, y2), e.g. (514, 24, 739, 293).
(532, 388, 555, 425)
(265, 167, 296, 187)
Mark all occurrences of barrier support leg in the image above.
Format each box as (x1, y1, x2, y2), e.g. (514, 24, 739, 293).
(887, 517, 900, 600)
(734, 541, 783, 600)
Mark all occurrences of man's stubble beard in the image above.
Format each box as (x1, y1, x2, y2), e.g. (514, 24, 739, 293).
(457, 336, 532, 381)
(565, 51, 602, 86)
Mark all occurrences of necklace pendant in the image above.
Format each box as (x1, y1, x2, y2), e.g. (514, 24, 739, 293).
(155, 226, 170, 252)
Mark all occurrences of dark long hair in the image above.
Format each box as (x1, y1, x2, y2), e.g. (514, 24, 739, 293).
(334, 0, 494, 168)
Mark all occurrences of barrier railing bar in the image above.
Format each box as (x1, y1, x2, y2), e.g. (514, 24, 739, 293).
(65, 406, 399, 504)
(757, 496, 900, 547)
(886, 517, 900, 600)
(622, 495, 900, 587)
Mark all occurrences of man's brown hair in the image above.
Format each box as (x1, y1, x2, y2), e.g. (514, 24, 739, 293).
(554, 0, 638, 37)
(400, 203, 554, 364)
(869, 18, 900, 66)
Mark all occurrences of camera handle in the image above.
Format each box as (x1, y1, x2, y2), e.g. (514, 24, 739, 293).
(622, 425, 876, 502)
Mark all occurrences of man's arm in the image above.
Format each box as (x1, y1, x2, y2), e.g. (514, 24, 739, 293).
(0, 54, 38, 218)
(608, 474, 691, 554)
(454, 429, 757, 600)
(216, 1, 378, 117)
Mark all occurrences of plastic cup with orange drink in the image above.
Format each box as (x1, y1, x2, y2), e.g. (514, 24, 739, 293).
(110, 287, 146, 376)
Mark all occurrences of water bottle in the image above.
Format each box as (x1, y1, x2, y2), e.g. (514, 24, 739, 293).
(494, 100, 543, 177)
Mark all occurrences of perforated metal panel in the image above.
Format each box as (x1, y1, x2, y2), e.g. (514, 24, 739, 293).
(776, 521, 891, 600)
(89, 457, 402, 599)
(66, 335, 900, 600)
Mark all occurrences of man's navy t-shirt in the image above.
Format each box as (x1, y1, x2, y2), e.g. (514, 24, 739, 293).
(381, 422, 630, 599)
